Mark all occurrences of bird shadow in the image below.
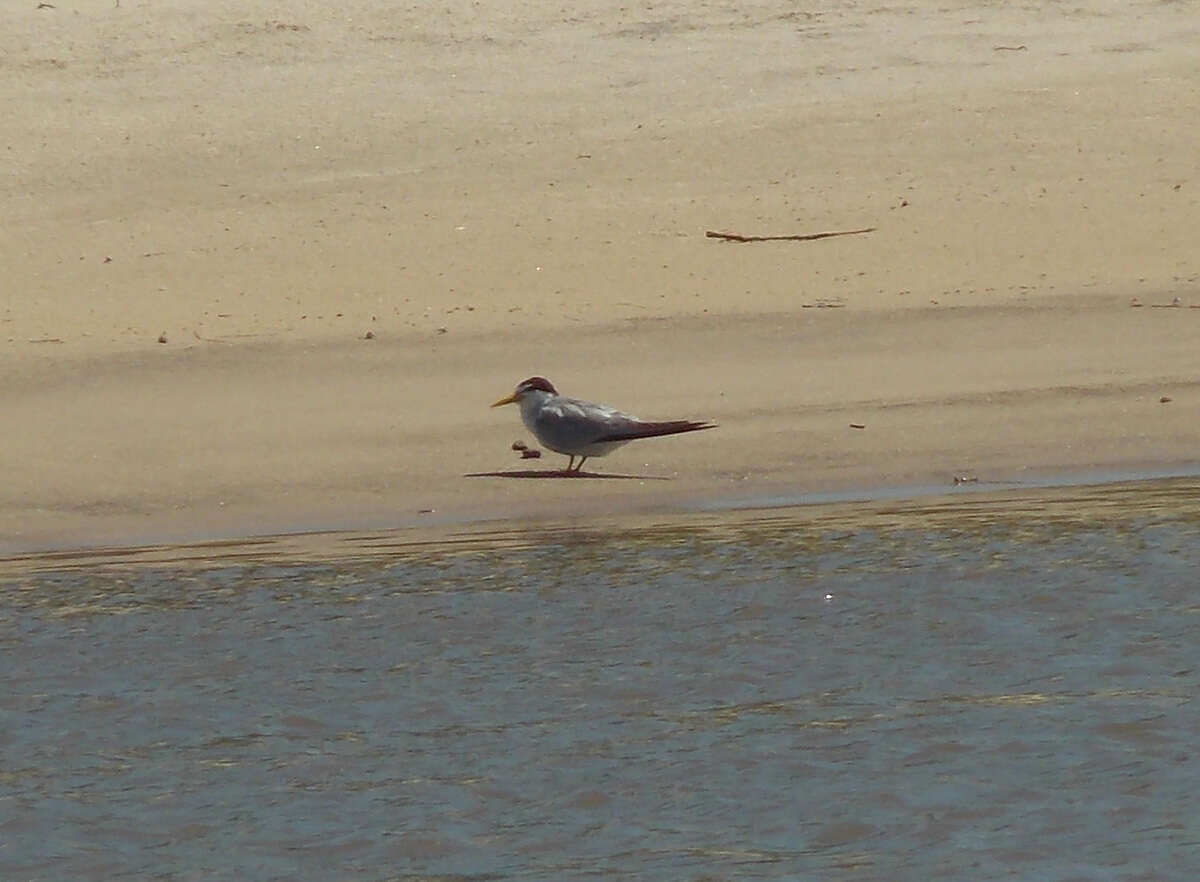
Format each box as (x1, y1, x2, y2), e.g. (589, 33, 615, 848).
(464, 469, 672, 481)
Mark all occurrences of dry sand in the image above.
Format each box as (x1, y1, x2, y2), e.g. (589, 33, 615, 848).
(2, 0, 1198, 552)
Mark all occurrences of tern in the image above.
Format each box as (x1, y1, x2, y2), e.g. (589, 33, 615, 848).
(491, 376, 715, 473)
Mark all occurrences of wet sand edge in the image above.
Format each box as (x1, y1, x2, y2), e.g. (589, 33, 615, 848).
(4, 469, 1197, 578)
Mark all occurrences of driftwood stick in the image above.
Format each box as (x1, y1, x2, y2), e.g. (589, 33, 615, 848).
(705, 227, 876, 243)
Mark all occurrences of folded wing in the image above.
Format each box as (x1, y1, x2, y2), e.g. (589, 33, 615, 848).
(532, 397, 715, 448)
(595, 419, 716, 443)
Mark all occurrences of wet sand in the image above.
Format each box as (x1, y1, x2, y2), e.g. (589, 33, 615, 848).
(2, 0, 1198, 552)
(5, 475, 1198, 577)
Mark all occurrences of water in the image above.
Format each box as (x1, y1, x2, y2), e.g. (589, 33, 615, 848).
(3, 479, 1199, 880)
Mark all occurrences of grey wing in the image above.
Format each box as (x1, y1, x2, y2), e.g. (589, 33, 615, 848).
(531, 397, 640, 450)
(594, 418, 715, 442)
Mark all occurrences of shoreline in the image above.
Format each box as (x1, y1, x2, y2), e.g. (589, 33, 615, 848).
(4, 466, 1198, 572)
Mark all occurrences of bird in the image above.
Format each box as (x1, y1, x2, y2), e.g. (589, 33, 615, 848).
(491, 376, 715, 473)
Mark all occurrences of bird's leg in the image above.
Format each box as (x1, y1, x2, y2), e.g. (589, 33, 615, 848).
(565, 455, 576, 473)
(576, 456, 588, 473)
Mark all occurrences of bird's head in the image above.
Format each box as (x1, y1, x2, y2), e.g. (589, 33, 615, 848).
(491, 376, 559, 407)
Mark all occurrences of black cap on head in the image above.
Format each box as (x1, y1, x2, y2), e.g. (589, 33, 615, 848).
(517, 377, 558, 395)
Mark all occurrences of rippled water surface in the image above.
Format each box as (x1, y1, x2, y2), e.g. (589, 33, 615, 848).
(3, 480, 1200, 880)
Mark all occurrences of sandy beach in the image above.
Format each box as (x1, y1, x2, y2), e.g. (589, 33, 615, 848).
(2, 0, 1198, 552)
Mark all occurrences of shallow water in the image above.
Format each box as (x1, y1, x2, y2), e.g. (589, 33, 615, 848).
(3, 479, 1200, 880)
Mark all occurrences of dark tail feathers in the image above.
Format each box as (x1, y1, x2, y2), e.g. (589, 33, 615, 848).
(596, 420, 716, 443)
